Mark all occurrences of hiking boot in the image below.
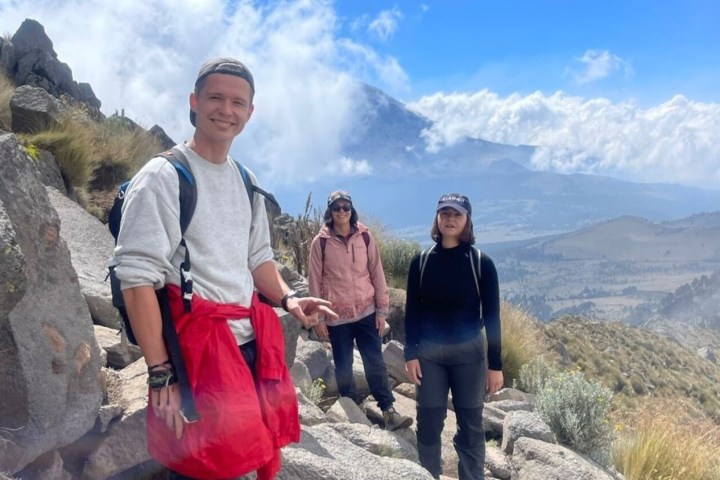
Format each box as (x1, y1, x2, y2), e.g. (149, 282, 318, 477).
(382, 406, 413, 431)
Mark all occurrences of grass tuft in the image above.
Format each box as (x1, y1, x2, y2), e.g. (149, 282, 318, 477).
(500, 302, 547, 386)
(613, 398, 720, 480)
(0, 71, 15, 130)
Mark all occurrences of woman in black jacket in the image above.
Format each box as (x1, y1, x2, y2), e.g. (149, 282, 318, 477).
(404, 193, 503, 480)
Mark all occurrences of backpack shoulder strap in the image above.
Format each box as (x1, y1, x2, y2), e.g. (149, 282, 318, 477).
(418, 244, 436, 290)
(362, 231, 370, 248)
(320, 237, 327, 263)
(469, 247, 482, 296)
(233, 160, 281, 211)
(157, 147, 197, 235)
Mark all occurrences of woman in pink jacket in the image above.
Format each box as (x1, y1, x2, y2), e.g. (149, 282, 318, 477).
(309, 190, 412, 431)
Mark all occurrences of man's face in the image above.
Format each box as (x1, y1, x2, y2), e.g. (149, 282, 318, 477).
(190, 73, 254, 144)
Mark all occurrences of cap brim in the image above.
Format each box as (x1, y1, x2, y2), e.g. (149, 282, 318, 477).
(436, 202, 468, 215)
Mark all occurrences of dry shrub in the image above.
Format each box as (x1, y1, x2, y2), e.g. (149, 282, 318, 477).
(0, 72, 16, 130)
(613, 398, 720, 480)
(501, 302, 547, 386)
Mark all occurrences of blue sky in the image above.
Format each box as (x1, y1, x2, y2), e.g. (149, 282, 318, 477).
(334, 0, 720, 104)
(1, 0, 719, 205)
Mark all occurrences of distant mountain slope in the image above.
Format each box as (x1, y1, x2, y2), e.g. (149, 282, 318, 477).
(505, 212, 720, 262)
(295, 83, 720, 244)
(544, 316, 720, 419)
(489, 212, 720, 323)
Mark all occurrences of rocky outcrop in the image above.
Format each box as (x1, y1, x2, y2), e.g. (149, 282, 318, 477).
(9, 19, 101, 110)
(0, 134, 103, 473)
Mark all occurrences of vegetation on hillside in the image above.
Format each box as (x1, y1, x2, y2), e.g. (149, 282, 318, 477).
(613, 398, 720, 480)
(16, 107, 163, 220)
(544, 315, 720, 420)
(519, 356, 614, 465)
(0, 72, 14, 130)
(500, 303, 547, 386)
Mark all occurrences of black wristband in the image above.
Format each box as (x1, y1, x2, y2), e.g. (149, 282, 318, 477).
(281, 290, 298, 312)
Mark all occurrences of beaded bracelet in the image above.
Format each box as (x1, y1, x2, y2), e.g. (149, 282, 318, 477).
(147, 369, 177, 390)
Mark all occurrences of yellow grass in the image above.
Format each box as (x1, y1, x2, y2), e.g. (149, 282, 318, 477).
(0, 72, 15, 130)
(500, 302, 547, 386)
(613, 398, 720, 480)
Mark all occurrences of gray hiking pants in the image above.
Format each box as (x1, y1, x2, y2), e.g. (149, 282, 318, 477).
(415, 336, 487, 480)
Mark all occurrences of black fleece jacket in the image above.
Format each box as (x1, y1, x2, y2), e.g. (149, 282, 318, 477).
(403, 242, 502, 370)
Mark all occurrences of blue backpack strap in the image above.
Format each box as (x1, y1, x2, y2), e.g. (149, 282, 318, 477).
(157, 147, 197, 234)
(234, 160, 281, 210)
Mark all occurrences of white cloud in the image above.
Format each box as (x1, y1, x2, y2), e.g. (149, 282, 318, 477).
(0, 0, 406, 183)
(325, 157, 373, 176)
(571, 49, 632, 84)
(408, 90, 720, 188)
(368, 7, 403, 42)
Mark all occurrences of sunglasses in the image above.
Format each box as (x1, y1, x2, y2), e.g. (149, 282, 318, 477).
(331, 204, 352, 213)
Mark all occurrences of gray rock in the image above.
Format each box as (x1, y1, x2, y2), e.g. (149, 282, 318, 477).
(326, 422, 418, 461)
(10, 19, 55, 60)
(17, 450, 71, 480)
(277, 309, 302, 367)
(9, 85, 63, 133)
(278, 424, 433, 480)
(0, 37, 16, 76)
(47, 187, 120, 328)
(483, 403, 507, 435)
(511, 437, 619, 480)
(295, 335, 330, 379)
(149, 124, 176, 150)
(698, 346, 716, 363)
(492, 400, 535, 413)
(94, 325, 135, 369)
(386, 288, 406, 343)
(33, 150, 66, 194)
(0, 134, 103, 474)
(486, 445, 511, 479)
(290, 361, 313, 391)
(383, 339, 411, 384)
(325, 397, 372, 426)
(81, 359, 150, 480)
(501, 411, 555, 455)
(296, 388, 326, 427)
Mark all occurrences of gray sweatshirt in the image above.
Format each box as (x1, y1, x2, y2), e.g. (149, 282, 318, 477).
(112, 143, 273, 343)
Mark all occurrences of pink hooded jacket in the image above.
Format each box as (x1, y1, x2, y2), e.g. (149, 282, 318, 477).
(308, 222, 389, 326)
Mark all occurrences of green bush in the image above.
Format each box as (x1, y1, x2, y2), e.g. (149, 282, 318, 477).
(520, 358, 614, 466)
(379, 237, 421, 289)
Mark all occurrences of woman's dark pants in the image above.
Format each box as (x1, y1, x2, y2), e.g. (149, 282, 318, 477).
(327, 312, 395, 410)
(416, 336, 487, 480)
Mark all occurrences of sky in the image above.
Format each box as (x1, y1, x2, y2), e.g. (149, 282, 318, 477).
(2, 0, 719, 206)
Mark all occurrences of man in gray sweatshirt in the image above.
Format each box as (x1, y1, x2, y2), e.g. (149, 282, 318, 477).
(113, 58, 336, 480)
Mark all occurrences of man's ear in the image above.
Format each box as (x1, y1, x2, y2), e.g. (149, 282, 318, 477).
(189, 91, 198, 113)
(246, 103, 254, 121)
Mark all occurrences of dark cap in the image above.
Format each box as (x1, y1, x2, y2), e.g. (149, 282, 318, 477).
(436, 193, 472, 215)
(190, 57, 255, 127)
(328, 190, 352, 206)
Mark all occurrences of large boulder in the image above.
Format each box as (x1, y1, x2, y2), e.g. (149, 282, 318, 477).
(0, 133, 103, 474)
(386, 288, 406, 343)
(46, 187, 120, 329)
(9, 84, 64, 133)
(278, 424, 433, 480)
(0, 37, 15, 77)
(511, 437, 619, 480)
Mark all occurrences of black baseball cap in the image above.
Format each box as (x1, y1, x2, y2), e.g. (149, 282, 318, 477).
(436, 193, 472, 215)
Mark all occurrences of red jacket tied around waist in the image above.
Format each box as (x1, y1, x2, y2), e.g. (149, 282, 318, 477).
(147, 285, 300, 479)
